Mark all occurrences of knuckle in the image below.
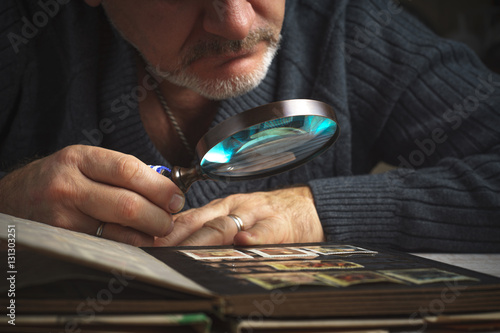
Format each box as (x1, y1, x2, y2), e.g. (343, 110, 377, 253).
(114, 155, 142, 183)
(258, 220, 286, 242)
(45, 173, 78, 202)
(167, 218, 197, 242)
(203, 220, 228, 236)
(176, 213, 201, 232)
(179, 213, 197, 226)
(226, 193, 246, 202)
(115, 192, 141, 221)
(203, 194, 243, 213)
(54, 145, 81, 166)
(258, 221, 275, 235)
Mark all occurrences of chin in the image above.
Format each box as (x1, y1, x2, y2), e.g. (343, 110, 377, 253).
(193, 74, 265, 100)
(147, 38, 280, 100)
(174, 44, 278, 100)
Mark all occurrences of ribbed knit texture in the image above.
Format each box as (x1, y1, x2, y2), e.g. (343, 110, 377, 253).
(1, 0, 499, 251)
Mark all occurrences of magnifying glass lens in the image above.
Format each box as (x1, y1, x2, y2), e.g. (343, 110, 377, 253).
(200, 115, 337, 178)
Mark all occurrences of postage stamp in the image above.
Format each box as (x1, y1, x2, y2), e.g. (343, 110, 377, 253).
(316, 271, 402, 287)
(303, 245, 377, 255)
(248, 247, 317, 258)
(179, 249, 253, 260)
(266, 260, 364, 271)
(242, 272, 330, 290)
(379, 268, 479, 284)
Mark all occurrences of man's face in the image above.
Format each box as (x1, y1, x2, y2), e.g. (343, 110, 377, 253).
(96, 0, 286, 100)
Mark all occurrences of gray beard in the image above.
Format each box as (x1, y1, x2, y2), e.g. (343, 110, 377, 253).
(145, 39, 280, 101)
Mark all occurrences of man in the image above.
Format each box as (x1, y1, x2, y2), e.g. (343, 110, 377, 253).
(0, 0, 499, 251)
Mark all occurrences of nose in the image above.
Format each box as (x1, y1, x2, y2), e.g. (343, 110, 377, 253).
(203, 0, 256, 41)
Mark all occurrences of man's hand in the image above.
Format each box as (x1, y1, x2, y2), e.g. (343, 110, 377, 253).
(0, 145, 184, 246)
(155, 186, 324, 247)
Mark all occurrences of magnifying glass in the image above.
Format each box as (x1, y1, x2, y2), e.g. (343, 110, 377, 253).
(151, 99, 340, 192)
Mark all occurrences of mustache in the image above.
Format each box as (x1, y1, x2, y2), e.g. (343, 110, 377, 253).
(182, 27, 280, 67)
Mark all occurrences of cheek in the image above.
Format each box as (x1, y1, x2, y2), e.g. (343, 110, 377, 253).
(104, 2, 195, 65)
(251, 0, 286, 30)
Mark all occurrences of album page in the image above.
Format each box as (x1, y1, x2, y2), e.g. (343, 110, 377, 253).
(0, 213, 212, 297)
(144, 244, 500, 317)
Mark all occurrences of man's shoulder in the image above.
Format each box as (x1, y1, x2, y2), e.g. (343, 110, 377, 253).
(1, 0, 105, 57)
(0, 0, 70, 22)
(287, 0, 347, 18)
(0, 0, 20, 14)
(283, 0, 349, 36)
(0, 0, 93, 40)
(288, 0, 403, 21)
(0, 0, 23, 29)
(284, 0, 392, 33)
(0, 0, 99, 30)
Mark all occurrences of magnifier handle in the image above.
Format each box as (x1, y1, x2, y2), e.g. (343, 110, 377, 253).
(149, 165, 203, 193)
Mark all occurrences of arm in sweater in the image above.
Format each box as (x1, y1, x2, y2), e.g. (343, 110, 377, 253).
(310, 0, 500, 252)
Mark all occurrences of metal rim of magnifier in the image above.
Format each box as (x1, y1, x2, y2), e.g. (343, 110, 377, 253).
(195, 99, 340, 181)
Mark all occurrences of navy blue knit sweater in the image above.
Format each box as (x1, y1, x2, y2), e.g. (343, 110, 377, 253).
(1, 0, 499, 251)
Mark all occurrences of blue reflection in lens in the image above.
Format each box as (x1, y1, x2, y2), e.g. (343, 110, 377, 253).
(201, 115, 337, 178)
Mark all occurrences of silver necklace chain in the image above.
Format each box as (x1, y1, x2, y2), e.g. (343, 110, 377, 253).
(154, 85, 195, 157)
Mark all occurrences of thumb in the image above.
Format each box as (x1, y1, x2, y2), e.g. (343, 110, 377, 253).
(233, 219, 287, 246)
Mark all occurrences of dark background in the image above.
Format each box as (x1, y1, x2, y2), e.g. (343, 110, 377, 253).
(401, 0, 500, 73)
(372, 0, 499, 174)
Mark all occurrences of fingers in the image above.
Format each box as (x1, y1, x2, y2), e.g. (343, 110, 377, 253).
(55, 211, 155, 247)
(73, 146, 185, 213)
(160, 201, 230, 245)
(0, 145, 181, 246)
(177, 216, 290, 247)
(66, 146, 180, 239)
(178, 215, 244, 246)
(77, 179, 174, 237)
(97, 222, 154, 247)
(233, 218, 287, 246)
(162, 192, 272, 246)
(159, 187, 324, 247)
